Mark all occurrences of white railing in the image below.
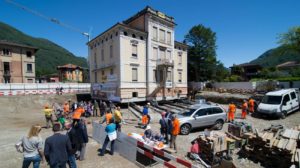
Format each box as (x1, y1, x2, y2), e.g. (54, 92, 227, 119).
(0, 83, 91, 96)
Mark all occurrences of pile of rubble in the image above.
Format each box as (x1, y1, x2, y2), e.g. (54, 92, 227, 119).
(238, 124, 300, 168)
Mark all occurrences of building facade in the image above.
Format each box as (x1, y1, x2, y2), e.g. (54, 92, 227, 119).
(0, 41, 37, 83)
(88, 6, 188, 102)
(57, 64, 85, 82)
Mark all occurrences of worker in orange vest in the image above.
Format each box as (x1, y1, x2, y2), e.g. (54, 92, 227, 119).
(72, 104, 85, 125)
(170, 115, 180, 153)
(101, 110, 113, 124)
(241, 100, 248, 119)
(228, 102, 236, 122)
(141, 114, 151, 129)
(63, 101, 69, 116)
(248, 98, 255, 113)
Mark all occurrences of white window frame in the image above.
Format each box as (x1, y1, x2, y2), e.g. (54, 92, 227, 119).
(159, 49, 166, 60)
(159, 29, 165, 42)
(178, 52, 182, 65)
(167, 31, 171, 44)
(132, 68, 138, 82)
(167, 51, 171, 60)
(153, 27, 158, 40)
(178, 72, 182, 83)
(153, 47, 158, 60)
(132, 44, 138, 57)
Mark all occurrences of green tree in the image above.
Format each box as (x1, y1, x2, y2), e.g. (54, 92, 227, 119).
(185, 24, 225, 81)
(278, 26, 300, 51)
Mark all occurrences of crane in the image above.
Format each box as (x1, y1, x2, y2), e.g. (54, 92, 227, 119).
(5, 0, 91, 41)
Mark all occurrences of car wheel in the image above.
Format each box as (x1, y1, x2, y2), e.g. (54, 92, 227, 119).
(215, 120, 224, 130)
(281, 111, 287, 119)
(180, 124, 191, 135)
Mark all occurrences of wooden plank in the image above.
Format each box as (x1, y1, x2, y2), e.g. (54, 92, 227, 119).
(282, 129, 292, 139)
(290, 130, 299, 140)
(285, 139, 296, 151)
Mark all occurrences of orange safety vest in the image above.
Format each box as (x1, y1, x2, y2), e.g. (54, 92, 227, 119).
(63, 104, 69, 113)
(172, 118, 180, 136)
(242, 102, 248, 112)
(249, 99, 255, 107)
(228, 104, 236, 113)
(73, 107, 84, 119)
(142, 115, 149, 125)
(105, 113, 113, 124)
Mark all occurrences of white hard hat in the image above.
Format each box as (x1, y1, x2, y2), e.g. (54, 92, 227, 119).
(146, 125, 151, 130)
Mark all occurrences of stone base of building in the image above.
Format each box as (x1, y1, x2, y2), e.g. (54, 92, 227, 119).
(119, 87, 187, 103)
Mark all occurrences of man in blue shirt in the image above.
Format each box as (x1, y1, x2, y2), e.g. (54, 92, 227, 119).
(99, 118, 116, 156)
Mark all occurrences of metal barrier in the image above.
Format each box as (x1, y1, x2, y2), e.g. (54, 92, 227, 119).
(0, 83, 90, 96)
(92, 122, 201, 168)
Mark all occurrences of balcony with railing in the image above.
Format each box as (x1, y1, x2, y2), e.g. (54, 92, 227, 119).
(156, 59, 174, 67)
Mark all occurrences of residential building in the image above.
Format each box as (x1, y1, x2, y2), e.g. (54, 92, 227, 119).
(230, 63, 262, 81)
(57, 64, 85, 82)
(88, 6, 188, 102)
(0, 40, 37, 83)
(277, 61, 300, 70)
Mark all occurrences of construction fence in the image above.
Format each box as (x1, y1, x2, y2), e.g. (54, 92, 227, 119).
(0, 83, 91, 96)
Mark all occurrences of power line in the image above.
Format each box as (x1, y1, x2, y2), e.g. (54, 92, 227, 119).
(5, 0, 91, 41)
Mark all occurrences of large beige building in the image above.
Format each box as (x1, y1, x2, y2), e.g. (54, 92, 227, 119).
(88, 6, 188, 102)
(0, 41, 37, 83)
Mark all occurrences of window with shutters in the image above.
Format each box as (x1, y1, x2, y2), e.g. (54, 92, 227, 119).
(153, 47, 158, 60)
(101, 49, 104, 61)
(167, 71, 171, 82)
(153, 27, 158, 40)
(132, 44, 137, 57)
(159, 29, 165, 42)
(167, 51, 171, 60)
(94, 53, 97, 69)
(110, 45, 113, 58)
(132, 68, 138, 82)
(178, 72, 182, 83)
(178, 52, 182, 65)
(167, 32, 171, 44)
(159, 49, 165, 60)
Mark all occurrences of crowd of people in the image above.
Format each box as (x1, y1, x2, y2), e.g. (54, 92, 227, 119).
(140, 107, 181, 153)
(16, 99, 124, 168)
(15, 97, 256, 168)
(227, 98, 255, 122)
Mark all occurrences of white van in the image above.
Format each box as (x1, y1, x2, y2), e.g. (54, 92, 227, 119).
(257, 89, 300, 119)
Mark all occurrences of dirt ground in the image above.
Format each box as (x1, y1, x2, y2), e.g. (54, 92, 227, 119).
(0, 94, 299, 168)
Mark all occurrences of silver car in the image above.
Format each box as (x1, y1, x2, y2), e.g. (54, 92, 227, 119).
(178, 103, 227, 135)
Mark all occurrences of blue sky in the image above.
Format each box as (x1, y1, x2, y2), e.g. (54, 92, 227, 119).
(1, 0, 299, 67)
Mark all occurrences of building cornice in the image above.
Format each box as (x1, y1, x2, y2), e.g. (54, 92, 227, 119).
(87, 23, 147, 45)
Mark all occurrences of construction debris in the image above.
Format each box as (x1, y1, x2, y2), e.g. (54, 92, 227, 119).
(238, 124, 300, 168)
(194, 131, 236, 167)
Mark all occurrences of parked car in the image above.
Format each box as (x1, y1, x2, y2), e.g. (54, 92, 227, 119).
(178, 103, 227, 135)
(256, 89, 300, 119)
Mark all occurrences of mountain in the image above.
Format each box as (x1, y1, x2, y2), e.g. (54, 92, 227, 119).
(250, 45, 300, 67)
(0, 22, 88, 76)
